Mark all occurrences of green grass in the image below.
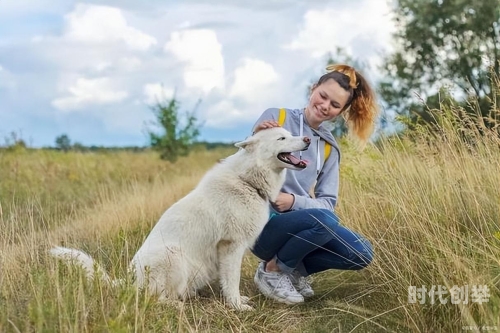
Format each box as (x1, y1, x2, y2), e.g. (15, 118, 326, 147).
(1, 107, 499, 332)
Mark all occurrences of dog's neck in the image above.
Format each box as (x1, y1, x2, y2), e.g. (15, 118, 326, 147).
(236, 164, 285, 202)
(238, 175, 269, 201)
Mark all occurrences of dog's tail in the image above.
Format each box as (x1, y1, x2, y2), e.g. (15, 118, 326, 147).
(49, 246, 114, 283)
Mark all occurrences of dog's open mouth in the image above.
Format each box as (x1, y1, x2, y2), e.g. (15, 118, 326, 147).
(277, 152, 308, 169)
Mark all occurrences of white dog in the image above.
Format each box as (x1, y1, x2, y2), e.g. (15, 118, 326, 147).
(50, 127, 310, 310)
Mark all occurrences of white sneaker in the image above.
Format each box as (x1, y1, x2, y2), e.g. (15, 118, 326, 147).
(254, 262, 304, 304)
(289, 270, 314, 297)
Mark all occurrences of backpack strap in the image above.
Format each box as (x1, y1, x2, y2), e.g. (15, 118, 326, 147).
(278, 108, 332, 162)
(278, 108, 287, 126)
(324, 142, 331, 161)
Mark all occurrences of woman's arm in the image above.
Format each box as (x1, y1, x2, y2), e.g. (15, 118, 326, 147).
(251, 108, 280, 134)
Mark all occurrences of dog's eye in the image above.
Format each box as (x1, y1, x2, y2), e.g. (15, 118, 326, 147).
(277, 137, 286, 141)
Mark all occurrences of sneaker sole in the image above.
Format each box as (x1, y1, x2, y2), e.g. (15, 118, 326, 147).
(299, 290, 314, 298)
(254, 276, 304, 304)
(270, 295, 304, 305)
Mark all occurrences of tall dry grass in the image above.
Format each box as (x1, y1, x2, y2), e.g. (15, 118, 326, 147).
(336, 103, 500, 331)
(0, 102, 499, 332)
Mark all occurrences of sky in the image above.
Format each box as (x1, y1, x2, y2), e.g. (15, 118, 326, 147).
(0, 0, 396, 147)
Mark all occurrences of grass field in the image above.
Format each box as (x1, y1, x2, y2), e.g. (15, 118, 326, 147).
(0, 109, 499, 332)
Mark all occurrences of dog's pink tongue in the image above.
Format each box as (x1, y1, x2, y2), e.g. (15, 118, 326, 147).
(289, 154, 309, 165)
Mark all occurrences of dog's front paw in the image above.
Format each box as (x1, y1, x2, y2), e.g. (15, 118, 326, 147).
(237, 303, 254, 311)
(227, 296, 254, 311)
(233, 303, 254, 311)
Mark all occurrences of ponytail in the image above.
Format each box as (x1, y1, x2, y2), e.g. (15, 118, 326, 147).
(325, 64, 379, 146)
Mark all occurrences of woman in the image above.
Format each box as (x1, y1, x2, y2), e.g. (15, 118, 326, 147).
(251, 64, 379, 304)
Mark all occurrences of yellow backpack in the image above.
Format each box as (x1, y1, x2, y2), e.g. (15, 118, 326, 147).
(277, 108, 331, 162)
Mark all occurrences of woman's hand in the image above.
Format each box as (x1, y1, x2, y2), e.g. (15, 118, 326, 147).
(272, 192, 295, 212)
(253, 120, 280, 133)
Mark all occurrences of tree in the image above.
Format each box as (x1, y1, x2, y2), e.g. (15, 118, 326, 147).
(55, 134, 71, 152)
(4, 131, 27, 151)
(146, 97, 202, 162)
(72, 142, 87, 152)
(379, 0, 500, 123)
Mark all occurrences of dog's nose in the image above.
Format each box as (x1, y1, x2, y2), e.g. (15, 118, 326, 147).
(303, 136, 311, 144)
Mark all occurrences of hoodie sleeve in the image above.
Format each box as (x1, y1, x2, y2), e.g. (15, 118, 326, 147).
(291, 146, 339, 211)
(251, 108, 280, 133)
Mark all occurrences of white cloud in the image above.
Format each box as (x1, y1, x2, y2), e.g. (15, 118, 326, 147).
(286, 3, 394, 62)
(203, 59, 280, 127)
(118, 57, 142, 71)
(230, 58, 279, 101)
(64, 3, 157, 51)
(0, 1, 397, 146)
(52, 77, 128, 111)
(286, 9, 342, 58)
(205, 100, 243, 128)
(0, 65, 17, 91)
(95, 61, 112, 72)
(164, 29, 225, 93)
(143, 83, 174, 105)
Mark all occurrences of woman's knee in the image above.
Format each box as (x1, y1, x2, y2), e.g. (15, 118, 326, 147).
(350, 238, 374, 270)
(305, 208, 340, 230)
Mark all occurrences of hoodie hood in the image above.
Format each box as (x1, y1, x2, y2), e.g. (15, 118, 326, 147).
(289, 108, 340, 154)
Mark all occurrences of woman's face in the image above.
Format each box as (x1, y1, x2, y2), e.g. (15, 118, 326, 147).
(305, 79, 350, 129)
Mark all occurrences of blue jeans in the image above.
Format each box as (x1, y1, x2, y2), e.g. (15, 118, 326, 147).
(251, 209, 373, 277)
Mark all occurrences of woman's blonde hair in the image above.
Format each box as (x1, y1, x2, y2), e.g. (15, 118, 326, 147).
(318, 64, 379, 145)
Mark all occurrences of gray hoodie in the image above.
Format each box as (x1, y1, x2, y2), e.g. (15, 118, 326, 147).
(252, 108, 341, 212)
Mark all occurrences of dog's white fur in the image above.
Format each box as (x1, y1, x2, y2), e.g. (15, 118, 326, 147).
(50, 127, 309, 310)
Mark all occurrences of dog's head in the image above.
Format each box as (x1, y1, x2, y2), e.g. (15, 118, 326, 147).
(234, 127, 310, 170)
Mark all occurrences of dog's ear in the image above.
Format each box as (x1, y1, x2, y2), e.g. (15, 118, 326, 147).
(234, 136, 256, 151)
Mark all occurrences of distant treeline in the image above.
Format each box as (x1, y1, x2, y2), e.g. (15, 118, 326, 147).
(0, 141, 235, 153)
